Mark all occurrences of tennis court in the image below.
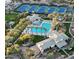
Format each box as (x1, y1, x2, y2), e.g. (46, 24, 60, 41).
(16, 4, 67, 14)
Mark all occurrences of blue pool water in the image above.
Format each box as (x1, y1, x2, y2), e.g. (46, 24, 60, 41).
(31, 22, 51, 33)
(16, 4, 67, 14)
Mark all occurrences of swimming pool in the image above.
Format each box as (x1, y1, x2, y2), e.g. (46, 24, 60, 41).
(16, 4, 67, 14)
(30, 21, 51, 33)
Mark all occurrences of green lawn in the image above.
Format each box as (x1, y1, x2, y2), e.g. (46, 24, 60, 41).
(5, 13, 18, 21)
(65, 47, 74, 55)
(59, 49, 67, 56)
(64, 17, 72, 37)
(64, 23, 71, 37)
(47, 52, 54, 59)
(5, 13, 20, 28)
(31, 35, 47, 44)
(52, 0, 58, 2)
(43, 18, 51, 20)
